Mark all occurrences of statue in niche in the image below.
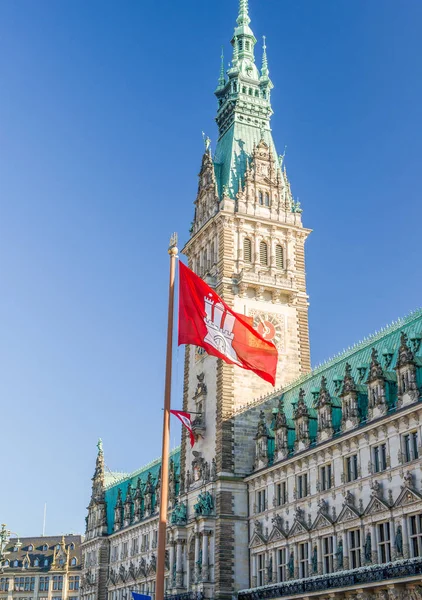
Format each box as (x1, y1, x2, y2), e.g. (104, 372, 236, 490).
(267, 556, 272, 583)
(194, 492, 213, 516)
(336, 539, 343, 569)
(395, 525, 403, 556)
(364, 532, 372, 563)
(288, 552, 294, 578)
(312, 546, 318, 573)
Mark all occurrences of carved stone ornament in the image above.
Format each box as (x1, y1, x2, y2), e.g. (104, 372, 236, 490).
(170, 500, 187, 525)
(194, 491, 214, 516)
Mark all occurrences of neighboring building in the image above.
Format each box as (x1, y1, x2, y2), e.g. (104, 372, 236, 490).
(81, 1, 422, 600)
(0, 536, 81, 600)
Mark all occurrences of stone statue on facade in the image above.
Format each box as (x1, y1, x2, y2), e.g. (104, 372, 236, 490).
(364, 532, 372, 563)
(395, 525, 403, 556)
(336, 538, 344, 569)
(171, 500, 187, 525)
(194, 492, 214, 516)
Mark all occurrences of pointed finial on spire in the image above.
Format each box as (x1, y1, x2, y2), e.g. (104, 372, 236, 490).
(97, 438, 103, 455)
(218, 46, 226, 88)
(237, 0, 250, 26)
(262, 35, 269, 78)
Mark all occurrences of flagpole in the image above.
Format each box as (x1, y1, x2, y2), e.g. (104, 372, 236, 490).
(156, 233, 178, 600)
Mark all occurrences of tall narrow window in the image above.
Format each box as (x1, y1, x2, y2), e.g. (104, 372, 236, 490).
(265, 192, 270, 207)
(298, 543, 308, 578)
(322, 536, 334, 574)
(258, 191, 264, 205)
(349, 529, 361, 569)
(277, 548, 287, 582)
(275, 245, 284, 269)
(238, 39, 243, 52)
(257, 554, 265, 586)
(378, 522, 391, 563)
(409, 514, 422, 557)
(259, 241, 268, 265)
(403, 431, 419, 463)
(243, 238, 252, 263)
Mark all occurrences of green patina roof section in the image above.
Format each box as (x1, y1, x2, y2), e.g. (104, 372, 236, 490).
(262, 308, 422, 458)
(105, 447, 180, 535)
(213, 124, 279, 199)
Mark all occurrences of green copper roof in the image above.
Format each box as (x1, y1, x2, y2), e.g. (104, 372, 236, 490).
(105, 447, 180, 535)
(213, 0, 275, 199)
(257, 308, 422, 458)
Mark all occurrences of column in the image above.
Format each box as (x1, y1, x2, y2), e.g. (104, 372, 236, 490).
(293, 544, 299, 579)
(317, 537, 323, 575)
(272, 549, 277, 583)
(308, 541, 313, 577)
(332, 534, 338, 572)
(390, 519, 396, 561)
(201, 532, 209, 582)
(169, 542, 175, 587)
(194, 533, 201, 583)
(402, 515, 410, 559)
(175, 542, 183, 588)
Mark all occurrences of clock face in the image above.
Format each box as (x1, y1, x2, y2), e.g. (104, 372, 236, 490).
(251, 312, 285, 350)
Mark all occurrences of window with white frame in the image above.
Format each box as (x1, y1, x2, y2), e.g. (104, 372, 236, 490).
(277, 548, 287, 582)
(297, 473, 308, 499)
(257, 489, 266, 513)
(298, 542, 309, 578)
(322, 536, 334, 573)
(373, 443, 387, 473)
(257, 553, 265, 586)
(378, 522, 391, 563)
(403, 431, 419, 463)
(345, 454, 359, 482)
(410, 514, 422, 557)
(349, 529, 361, 569)
(319, 463, 332, 491)
(275, 482, 287, 506)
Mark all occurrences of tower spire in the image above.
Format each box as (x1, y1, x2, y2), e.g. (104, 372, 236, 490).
(237, 0, 250, 26)
(218, 46, 226, 89)
(261, 35, 269, 78)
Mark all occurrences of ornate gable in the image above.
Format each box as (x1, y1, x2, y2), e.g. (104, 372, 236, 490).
(192, 148, 219, 233)
(249, 532, 267, 548)
(268, 526, 286, 543)
(311, 512, 333, 531)
(288, 518, 308, 537)
(364, 494, 391, 516)
(336, 503, 361, 524)
(394, 485, 422, 508)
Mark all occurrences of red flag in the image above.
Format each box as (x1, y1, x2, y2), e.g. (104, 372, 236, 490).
(170, 409, 195, 448)
(178, 262, 278, 385)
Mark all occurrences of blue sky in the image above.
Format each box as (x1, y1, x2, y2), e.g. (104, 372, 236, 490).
(0, 0, 421, 536)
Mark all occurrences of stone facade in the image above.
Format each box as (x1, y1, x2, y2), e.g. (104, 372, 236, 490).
(80, 2, 422, 600)
(0, 536, 81, 600)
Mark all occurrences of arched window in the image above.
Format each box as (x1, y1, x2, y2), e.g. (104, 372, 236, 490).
(243, 238, 252, 263)
(276, 245, 284, 269)
(34, 559, 39, 567)
(44, 559, 49, 567)
(42, 545, 48, 552)
(265, 192, 270, 207)
(71, 557, 77, 566)
(260, 241, 268, 266)
(70, 543, 75, 551)
(258, 191, 263, 205)
(3, 560, 9, 567)
(28, 545, 33, 551)
(13, 561, 18, 567)
(238, 39, 243, 52)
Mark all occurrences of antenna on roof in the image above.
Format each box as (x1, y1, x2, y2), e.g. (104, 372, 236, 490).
(42, 503, 47, 537)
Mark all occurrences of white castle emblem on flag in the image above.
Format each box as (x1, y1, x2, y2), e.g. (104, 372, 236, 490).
(204, 295, 241, 364)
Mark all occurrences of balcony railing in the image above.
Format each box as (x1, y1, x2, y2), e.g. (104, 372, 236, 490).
(238, 557, 422, 600)
(165, 593, 204, 600)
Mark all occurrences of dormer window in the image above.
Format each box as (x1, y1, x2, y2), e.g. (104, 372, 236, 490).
(13, 546, 18, 553)
(34, 559, 39, 567)
(44, 559, 49, 567)
(3, 560, 9, 567)
(71, 558, 77, 566)
(56, 545, 60, 550)
(42, 544, 48, 552)
(28, 545, 33, 552)
(70, 543, 75, 551)
(13, 560, 18, 567)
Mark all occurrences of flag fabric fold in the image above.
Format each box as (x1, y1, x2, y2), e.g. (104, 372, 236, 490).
(170, 409, 196, 448)
(178, 262, 278, 385)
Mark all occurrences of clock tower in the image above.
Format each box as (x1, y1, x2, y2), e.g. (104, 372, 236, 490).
(177, 2, 311, 598)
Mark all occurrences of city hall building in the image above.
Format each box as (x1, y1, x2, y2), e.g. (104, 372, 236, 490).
(80, 2, 422, 600)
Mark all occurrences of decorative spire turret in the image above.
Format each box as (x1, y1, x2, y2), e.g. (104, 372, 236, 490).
(237, 0, 250, 26)
(217, 47, 226, 90)
(91, 438, 105, 502)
